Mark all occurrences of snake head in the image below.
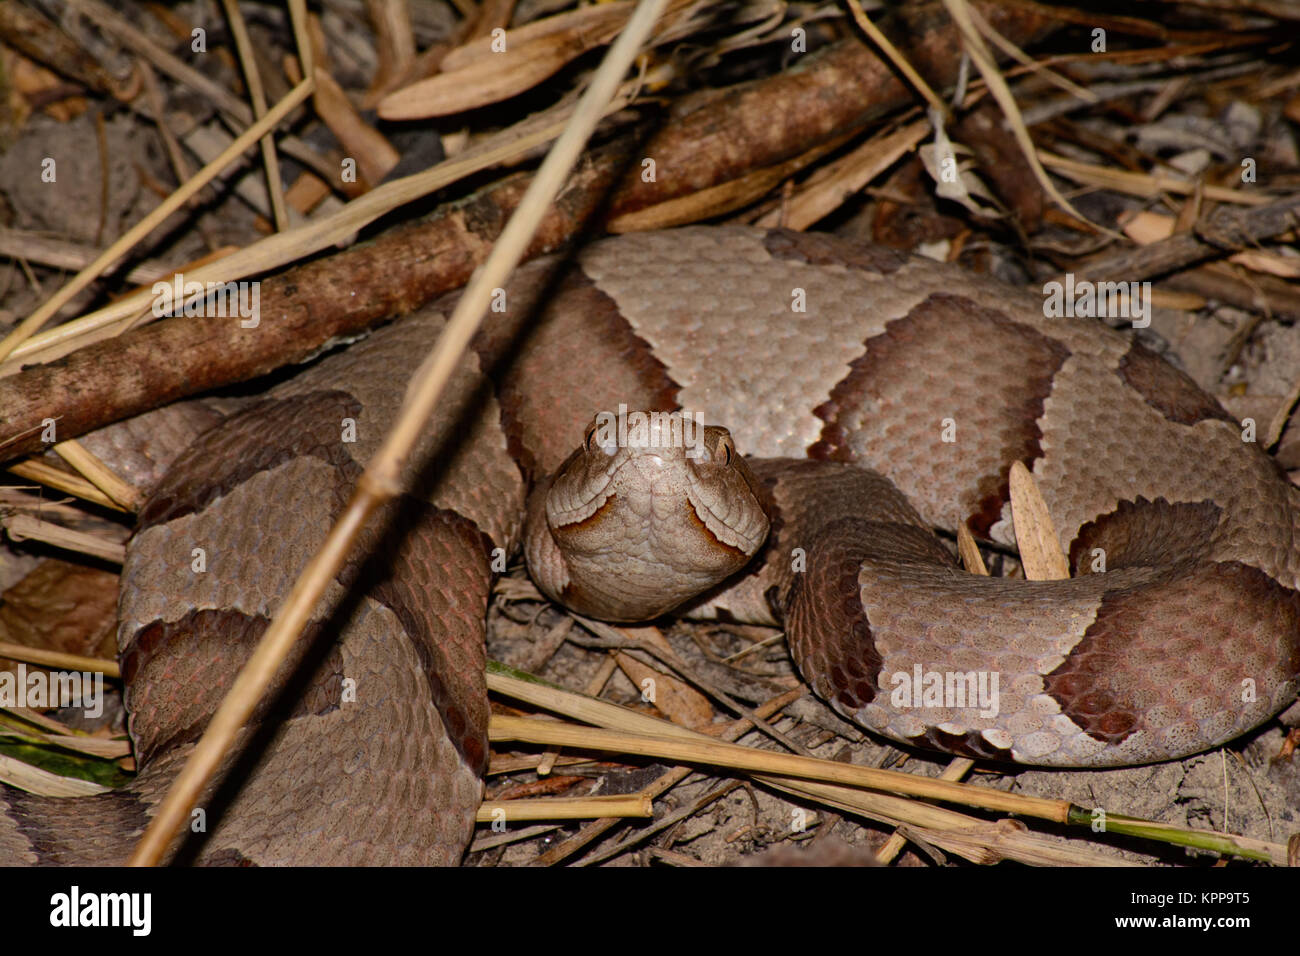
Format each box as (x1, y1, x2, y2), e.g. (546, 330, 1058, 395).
(524, 409, 771, 622)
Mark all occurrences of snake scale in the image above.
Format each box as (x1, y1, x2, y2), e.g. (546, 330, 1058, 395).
(2, 226, 1297, 865)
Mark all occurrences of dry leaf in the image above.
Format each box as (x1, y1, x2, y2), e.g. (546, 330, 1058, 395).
(0, 559, 118, 675)
(614, 652, 713, 729)
(379, 3, 634, 120)
(1007, 462, 1069, 581)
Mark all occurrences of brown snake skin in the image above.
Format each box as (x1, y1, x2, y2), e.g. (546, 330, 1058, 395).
(2, 226, 1298, 864)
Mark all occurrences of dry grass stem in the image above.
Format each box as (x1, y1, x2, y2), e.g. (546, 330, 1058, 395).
(0, 229, 171, 285)
(1040, 151, 1270, 206)
(489, 713, 1073, 822)
(4, 460, 125, 511)
(845, 0, 947, 116)
(0, 753, 109, 798)
(477, 795, 653, 822)
(0, 641, 120, 678)
(50, 441, 142, 511)
(0, 726, 129, 761)
(3, 514, 126, 564)
(220, 0, 290, 232)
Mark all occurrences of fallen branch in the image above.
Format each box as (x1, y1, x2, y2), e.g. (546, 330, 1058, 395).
(1064, 192, 1300, 288)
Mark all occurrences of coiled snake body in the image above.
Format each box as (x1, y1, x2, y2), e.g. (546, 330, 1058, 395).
(2, 226, 1297, 865)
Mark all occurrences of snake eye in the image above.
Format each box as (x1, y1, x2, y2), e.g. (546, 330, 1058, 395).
(715, 435, 733, 466)
(695, 433, 732, 465)
(584, 421, 617, 457)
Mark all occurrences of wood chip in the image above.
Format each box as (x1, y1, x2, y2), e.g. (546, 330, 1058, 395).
(1008, 461, 1069, 581)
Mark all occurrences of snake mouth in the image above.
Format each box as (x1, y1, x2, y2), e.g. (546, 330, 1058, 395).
(564, 451, 755, 534)
(552, 483, 750, 559)
(684, 502, 749, 558)
(552, 459, 769, 566)
(552, 491, 616, 533)
(550, 447, 679, 522)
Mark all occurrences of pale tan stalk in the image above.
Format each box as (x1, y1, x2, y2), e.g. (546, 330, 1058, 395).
(0, 642, 120, 678)
(490, 714, 1072, 822)
(221, 0, 290, 231)
(476, 795, 652, 823)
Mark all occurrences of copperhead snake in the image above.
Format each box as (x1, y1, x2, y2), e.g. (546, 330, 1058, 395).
(2, 225, 1297, 865)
